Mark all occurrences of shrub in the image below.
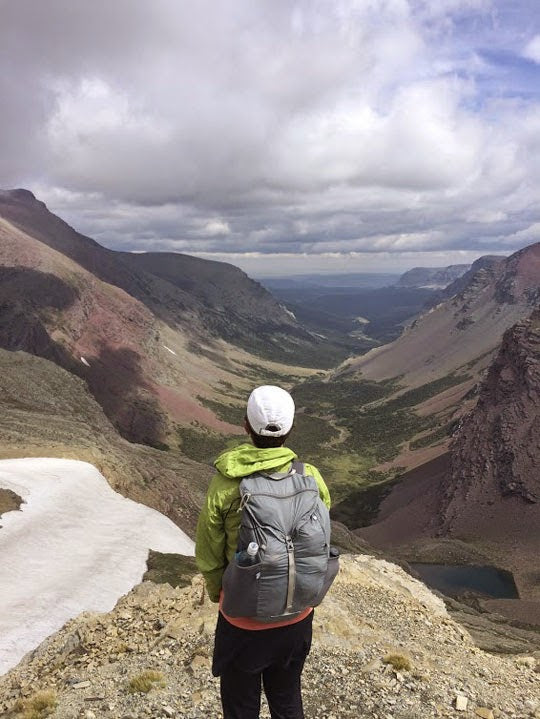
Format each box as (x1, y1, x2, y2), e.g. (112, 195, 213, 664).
(12, 689, 57, 718)
(383, 653, 412, 672)
(127, 669, 166, 693)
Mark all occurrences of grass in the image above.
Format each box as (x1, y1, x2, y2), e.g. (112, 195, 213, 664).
(409, 420, 457, 450)
(12, 690, 57, 719)
(197, 395, 245, 425)
(291, 374, 468, 465)
(343, 406, 430, 460)
(382, 374, 470, 411)
(288, 412, 340, 459)
(313, 452, 381, 504)
(143, 551, 198, 588)
(127, 670, 166, 693)
(330, 471, 403, 527)
(292, 377, 395, 413)
(383, 653, 412, 672)
(177, 425, 244, 465)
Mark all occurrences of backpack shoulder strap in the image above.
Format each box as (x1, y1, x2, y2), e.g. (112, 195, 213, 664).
(291, 460, 304, 475)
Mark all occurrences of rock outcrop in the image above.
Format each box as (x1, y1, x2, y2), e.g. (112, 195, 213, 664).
(442, 310, 540, 525)
(1, 555, 539, 719)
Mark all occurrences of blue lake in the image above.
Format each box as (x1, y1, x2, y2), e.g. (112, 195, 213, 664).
(410, 563, 519, 599)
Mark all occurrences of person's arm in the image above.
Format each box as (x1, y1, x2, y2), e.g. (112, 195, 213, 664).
(304, 463, 331, 509)
(195, 474, 227, 602)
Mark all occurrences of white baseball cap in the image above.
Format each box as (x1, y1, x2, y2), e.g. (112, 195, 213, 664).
(246, 385, 295, 437)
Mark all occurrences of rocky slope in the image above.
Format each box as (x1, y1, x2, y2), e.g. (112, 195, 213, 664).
(339, 245, 539, 387)
(426, 257, 505, 308)
(442, 310, 540, 521)
(1, 555, 539, 719)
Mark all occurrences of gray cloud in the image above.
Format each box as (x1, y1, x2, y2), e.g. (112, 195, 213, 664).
(1, 0, 540, 272)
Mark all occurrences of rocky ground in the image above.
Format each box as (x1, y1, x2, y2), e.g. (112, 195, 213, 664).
(0, 487, 21, 517)
(1, 555, 538, 719)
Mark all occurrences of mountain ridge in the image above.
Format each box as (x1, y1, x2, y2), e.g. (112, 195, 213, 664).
(397, 264, 470, 289)
(339, 243, 540, 387)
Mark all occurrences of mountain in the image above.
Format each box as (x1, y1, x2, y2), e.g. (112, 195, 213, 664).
(426, 256, 504, 305)
(260, 272, 399, 289)
(0, 189, 317, 361)
(0, 188, 327, 448)
(357, 309, 540, 625)
(397, 264, 470, 289)
(339, 244, 540, 386)
(1, 555, 538, 716)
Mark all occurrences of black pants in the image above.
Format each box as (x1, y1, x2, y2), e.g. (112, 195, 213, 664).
(212, 611, 313, 719)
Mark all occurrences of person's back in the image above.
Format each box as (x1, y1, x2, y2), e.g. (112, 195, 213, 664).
(195, 385, 332, 719)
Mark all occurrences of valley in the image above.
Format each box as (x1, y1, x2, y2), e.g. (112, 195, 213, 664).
(0, 188, 539, 683)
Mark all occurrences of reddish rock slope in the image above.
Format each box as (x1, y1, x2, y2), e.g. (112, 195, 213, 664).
(440, 310, 540, 531)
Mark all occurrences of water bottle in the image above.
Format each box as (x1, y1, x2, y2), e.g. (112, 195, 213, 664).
(236, 541, 259, 566)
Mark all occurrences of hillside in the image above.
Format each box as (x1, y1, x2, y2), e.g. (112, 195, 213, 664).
(0, 349, 212, 535)
(0, 190, 309, 356)
(425, 256, 505, 308)
(357, 310, 540, 626)
(0, 188, 325, 450)
(1, 555, 538, 719)
(339, 244, 539, 387)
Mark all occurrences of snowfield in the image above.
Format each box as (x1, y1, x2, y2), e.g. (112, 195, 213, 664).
(0, 458, 194, 676)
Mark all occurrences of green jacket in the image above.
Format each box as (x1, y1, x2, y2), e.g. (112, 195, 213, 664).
(195, 442, 331, 602)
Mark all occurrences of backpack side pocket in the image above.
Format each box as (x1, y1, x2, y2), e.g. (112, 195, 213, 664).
(221, 560, 262, 617)
(311, 554, 340, 607)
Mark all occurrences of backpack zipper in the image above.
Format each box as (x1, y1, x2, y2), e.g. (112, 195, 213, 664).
(285, 535, 296, 613)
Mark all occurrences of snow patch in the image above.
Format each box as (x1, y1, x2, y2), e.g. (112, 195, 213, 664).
(163, 345, 177, 356)
(0, 458, 193, 675)
(280, 305, 297, 321)
(80, 356, 90, 367)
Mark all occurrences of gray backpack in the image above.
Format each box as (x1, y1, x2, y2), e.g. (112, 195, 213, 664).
(221, 461, 339, 621)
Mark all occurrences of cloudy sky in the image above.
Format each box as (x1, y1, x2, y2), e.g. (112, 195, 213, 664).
(2, 0, 540, 275)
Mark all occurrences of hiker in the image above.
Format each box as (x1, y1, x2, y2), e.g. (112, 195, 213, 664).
(195, 384, 335, 719)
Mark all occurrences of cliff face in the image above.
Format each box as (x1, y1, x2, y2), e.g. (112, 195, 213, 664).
(441, 310, 540, 531)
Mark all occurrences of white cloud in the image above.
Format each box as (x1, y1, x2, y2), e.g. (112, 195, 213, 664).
(201, 220, 231, 237)
(1, 0, 539, 273)
(522, 35, 540, 64)
(466, 208, 507, 222)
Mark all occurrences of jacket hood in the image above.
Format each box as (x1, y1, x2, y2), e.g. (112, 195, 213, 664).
(214, 443, 297, 479)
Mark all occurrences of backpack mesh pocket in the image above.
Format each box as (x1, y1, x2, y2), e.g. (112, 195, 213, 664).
(221, 560, 262, 617)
